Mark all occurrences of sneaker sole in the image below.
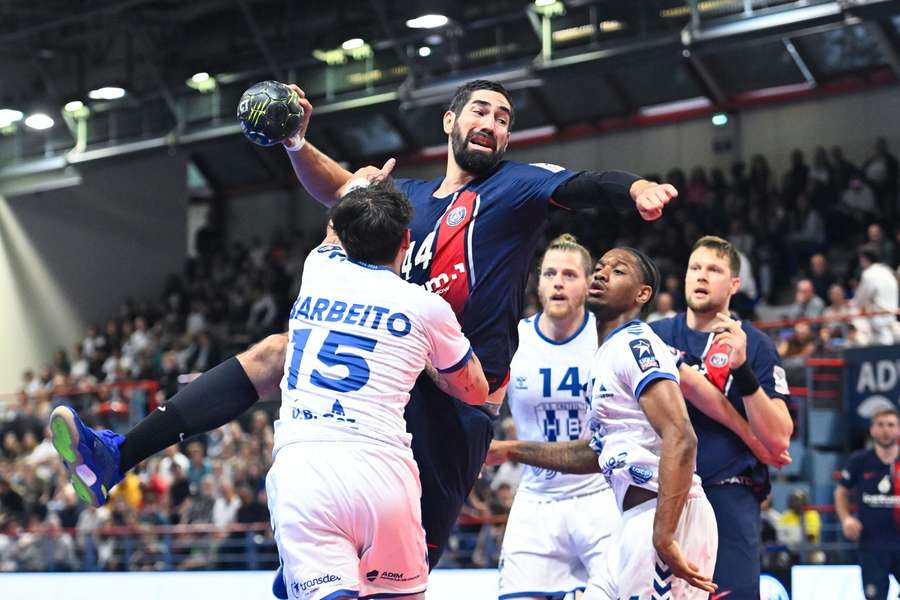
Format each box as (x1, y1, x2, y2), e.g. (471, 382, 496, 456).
(49, 406, 105, 507)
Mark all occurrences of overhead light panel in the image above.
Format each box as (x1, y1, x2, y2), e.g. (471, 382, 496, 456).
(341, 38, 365, 51)
(418, 46, 432, 57)
(64, 100, 84, 113)
(24, 113, 55, 130)
(406, 14, 449, 29)
(88, 86, 126, 100)
(0, 109, 24, 127)
(711, 113, 729, 126)
(187, 72, 217, 93)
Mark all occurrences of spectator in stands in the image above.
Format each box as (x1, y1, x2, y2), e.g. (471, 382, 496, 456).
(647, 291, 677, 323)
(785, 279, 826, 321)
(186, 441, 211, 491)
(783, 149, 809, 201)
(212, 480, 240, 529)
(786, 193, 826, 260)
(854, 244, 899, 346)
(863, 137, 899, 225)
(775, 488, 824, 564)
(245, 285, 277, 338)
(807, 253, 837, 304)
(821, 284, 869, 347)
(840, 178, 880, 227)
(831, 146, 859, 192)
(867, 223, 896, 269)
(778, 321, 818, 375)
(835, 407, 900, 600)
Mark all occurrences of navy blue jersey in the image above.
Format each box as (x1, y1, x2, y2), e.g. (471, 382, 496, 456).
(395, 160, 577, 392)
(839, 448, 900, 548)
(650, 313, 790, 493)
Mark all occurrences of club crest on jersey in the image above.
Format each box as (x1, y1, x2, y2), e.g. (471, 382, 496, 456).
(629, 465, 652, 485)
(708, 351, 729, 368)
(515, 375, 527, 390)
(446, 206, 467, 226)
(629, 339, 659, 372)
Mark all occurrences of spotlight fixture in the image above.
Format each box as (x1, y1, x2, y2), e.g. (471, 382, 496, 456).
(24, 113, 55, 130)
(418, 46, 432, 57)
(0, 108, 24, 127)
(87, 86, 126, 100)
(406, 14, 449, 29)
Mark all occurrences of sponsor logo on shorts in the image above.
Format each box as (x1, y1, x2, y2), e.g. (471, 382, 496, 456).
(292, 573, 340, 596)
(629, 339, 660, 372)
(447, 206, 467, 226)
(369, 570, 420, 583)
(629, 464, 652, 485)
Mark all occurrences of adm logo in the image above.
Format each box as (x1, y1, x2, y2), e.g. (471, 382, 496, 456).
(366, 570, 379, 582)
(446, 206, 467, 226)
(629, 339, 660, 372)
(708, 351, 729, 368)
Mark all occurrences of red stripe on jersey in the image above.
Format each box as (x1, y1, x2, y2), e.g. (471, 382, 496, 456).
(427, 190, 477, 317)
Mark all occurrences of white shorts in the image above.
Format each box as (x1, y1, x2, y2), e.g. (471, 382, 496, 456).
(584, 494, 718, 600)
(499, 489, 620, 599)
(266, 441, 428, 600)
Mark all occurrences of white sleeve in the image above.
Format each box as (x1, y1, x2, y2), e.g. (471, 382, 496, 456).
(420, 295, 472, 373)
(303, 244, 347, 275)
(614, 329, 680, 400)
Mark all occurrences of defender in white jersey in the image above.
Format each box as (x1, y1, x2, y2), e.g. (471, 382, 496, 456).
(488, 247, 717, 600)
(267, 183, 488, 600)
(500, 235, 619, 600)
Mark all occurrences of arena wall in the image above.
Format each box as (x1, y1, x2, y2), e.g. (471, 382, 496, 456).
(0, 152, 187, 390)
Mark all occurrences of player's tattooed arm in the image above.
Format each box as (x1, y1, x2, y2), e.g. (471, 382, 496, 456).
(484, 439, 600, 474)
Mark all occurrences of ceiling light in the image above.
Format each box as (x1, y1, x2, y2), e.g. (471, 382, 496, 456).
(341, 38, 365, 51)
(88, 86, 126, 100)
(0, 109, 24, 127)
(24, 113, 55, 130)
(64, 100, 85, 113)
(406, 14, 449, 29)
(711, 113, 729, 127)
(418, 46, 432, 57)
(534, 0, 556, 6)
(187, 72, 217, 92)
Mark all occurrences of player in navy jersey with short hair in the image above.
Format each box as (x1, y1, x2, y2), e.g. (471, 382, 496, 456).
(835, 407, 900, 600)
(49, 80, 678, 581)
(650, 235, 793, 600)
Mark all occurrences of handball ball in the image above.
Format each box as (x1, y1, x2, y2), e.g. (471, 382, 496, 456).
(237, 81, 304, 147)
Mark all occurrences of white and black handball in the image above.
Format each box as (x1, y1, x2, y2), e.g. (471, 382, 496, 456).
(237, 81, 304, 147)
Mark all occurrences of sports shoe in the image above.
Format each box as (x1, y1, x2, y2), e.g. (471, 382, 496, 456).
(49, 405, 125, 507)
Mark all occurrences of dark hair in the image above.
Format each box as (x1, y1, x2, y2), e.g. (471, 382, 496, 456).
(692, 235, 741, 275)
(859, 243, 881, 264)
(622, 247, 660, 306)
(329, 180, 413, 265)
(447, 79, 515, 127)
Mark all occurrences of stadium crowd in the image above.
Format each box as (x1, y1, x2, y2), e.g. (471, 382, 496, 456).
(1, 137, 898, 572)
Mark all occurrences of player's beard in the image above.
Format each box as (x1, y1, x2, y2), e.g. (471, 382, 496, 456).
(451, 121, 504, 176)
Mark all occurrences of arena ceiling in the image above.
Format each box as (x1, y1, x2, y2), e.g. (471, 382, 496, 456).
(1, 0, 899, 195)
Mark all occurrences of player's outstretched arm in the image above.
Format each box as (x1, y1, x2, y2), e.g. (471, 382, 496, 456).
(484, 439, 600, 474)
(551, 171, 678, 221)
(280, 84, 353, 207)
(436, 351, 489, 406)
(639, 378, 716, 594)
(678, 366, 791, 468)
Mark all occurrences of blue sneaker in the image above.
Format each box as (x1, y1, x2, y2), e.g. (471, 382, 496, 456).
(272, 565, 288, 599)
(49, 405, 125, 507)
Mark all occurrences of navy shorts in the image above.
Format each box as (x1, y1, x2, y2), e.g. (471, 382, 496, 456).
(859, 545, 900, 600)
(704, 483, 762, 600)
(404, 373, 495, 568)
